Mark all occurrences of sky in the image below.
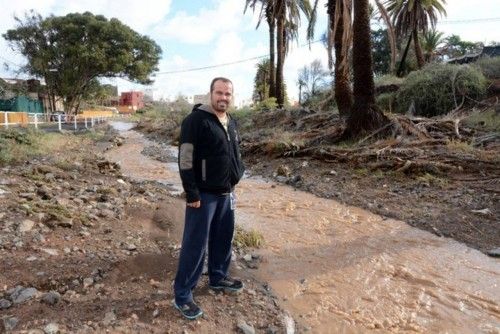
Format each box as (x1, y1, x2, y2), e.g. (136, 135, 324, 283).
(0, 0, 499, 106)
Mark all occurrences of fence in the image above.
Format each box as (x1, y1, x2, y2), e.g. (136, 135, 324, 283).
(0, 111, 115, 132)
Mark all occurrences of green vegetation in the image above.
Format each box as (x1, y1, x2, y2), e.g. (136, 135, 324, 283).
(0, 129, 46, 164)
(396, 63, 487, 116)
(475, 56, 500, 79)
(415, 173, 448, 188)
(233, 226, 264, 248)
(376, 92, 397, 113)
(463, 109, 500, 133)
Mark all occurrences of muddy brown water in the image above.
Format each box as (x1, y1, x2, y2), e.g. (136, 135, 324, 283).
(106, 122, 500, 333)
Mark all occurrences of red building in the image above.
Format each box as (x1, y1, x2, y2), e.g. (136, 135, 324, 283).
(119, 91, 144, 113)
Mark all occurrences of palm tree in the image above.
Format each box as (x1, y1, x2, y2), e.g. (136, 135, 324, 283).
(253, 58, 271, 102)
(374, 0, 397, 73)
(245, 0, 276, 98)
(385, 0, 446, 74)
(421, 29, 444, 62)
(328, 0, 353, 117)
(309, 0, 353, 117)
(345, 0, 389, 137)
(274, 0, 313, 107)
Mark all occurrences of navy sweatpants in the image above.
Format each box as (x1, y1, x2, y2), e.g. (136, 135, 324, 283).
(174, 192, 235, 305)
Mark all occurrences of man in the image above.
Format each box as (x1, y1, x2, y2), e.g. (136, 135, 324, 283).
(173, 77, 245, 320)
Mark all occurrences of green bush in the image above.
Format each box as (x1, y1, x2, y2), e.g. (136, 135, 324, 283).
(231, 106, 253, 131)
(396, 63, 487, 117)
(254, 97, 277, 111)
(376, 92, 397, 113)
(475, 56, 500, 79)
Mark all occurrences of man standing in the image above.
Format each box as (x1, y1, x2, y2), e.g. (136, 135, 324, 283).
(173, 77, 245, 320)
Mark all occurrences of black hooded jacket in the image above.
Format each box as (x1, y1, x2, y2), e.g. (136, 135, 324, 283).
(178, 104, 245, 202)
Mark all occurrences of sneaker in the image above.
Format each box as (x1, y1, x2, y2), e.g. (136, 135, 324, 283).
(173, 301, 203, 320)
(209, 277, 243, 292)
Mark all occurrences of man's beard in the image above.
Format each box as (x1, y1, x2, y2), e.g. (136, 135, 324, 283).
(213, 101, 228, 112)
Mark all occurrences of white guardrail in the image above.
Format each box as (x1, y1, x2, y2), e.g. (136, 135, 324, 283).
(0, 112, 114, 131)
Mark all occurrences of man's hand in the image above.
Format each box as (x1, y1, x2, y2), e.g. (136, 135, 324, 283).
(187, 201, 201, 208)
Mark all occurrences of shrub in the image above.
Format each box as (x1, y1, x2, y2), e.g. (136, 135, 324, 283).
(396, 63, 487, 117)
(475, 56, 500, 79)
(254, 97, 277, 111)
(376, 92, 397, 113)
(231, 106, 253, 131)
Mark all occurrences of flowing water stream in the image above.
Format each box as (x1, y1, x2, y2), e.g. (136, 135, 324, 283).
(106, 122, 499, 333)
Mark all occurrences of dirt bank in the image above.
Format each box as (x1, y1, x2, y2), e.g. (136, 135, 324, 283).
(0, 125, 289, 333)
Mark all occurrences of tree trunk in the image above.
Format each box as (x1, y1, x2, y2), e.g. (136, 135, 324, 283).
(345, 0, 389, 138)
(266, 8, 276, 99)
(329, 0, 353, 118)
(276, 15, 285, 107)
(397, 33, 413, 77)
(413, 29, 425, 68)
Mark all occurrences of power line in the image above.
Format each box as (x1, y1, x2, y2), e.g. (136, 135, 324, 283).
(156, 39, 324, 75)
(438, 17, 500, 24)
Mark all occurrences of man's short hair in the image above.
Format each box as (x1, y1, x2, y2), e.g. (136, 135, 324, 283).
(210, 77, 233, 93)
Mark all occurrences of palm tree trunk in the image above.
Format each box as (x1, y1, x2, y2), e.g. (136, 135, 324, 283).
(276, 15, 285, 107)
(267, 10, 276, 99)
(413, 29, 425, 68)
(330, 0, 353, 118)
(397, 33, 413, 77)
(345, 0, 389, 137)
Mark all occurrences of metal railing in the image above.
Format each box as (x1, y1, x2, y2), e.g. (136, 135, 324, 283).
(1, 112, 115, 132)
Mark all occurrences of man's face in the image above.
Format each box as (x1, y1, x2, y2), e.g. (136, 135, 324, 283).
(211, 80, 233, 113)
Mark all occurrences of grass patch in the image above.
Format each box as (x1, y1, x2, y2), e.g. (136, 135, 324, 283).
(81, 129, 107, 142)
(0, 129, 45, 165)
(233, 226, 264, 248)
(415, 173, 448, 188)
(463, 109, 500, 132)
(447, 139, 474, 152)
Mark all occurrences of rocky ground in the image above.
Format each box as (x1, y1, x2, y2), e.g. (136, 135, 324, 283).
(0, 127, 289, 333)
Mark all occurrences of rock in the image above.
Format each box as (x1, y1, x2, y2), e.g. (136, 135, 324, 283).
(41, 291, 61, 305)
(471, 208, 492, 215)
(283, 314, 295, 334)
(152, 309, 160, 318)
(102, 311, 117, 326)
(237, 320, 255, 334)
(266, 326, 279, 334)
(28, 329, 45, 334)
(19, 192, 36, 200)
(276, 176, 287, 183)
(243, 254, 253, 262)
(18, 219, 36, 233)
(40, 248, 59, 256)
(98, 209, 115, 218)
(3, 317, 18, 331)
(11, 287, 38, 304)
(125, 243, 137, 251)
(0, 298, 12, 309)
(83, 277, 94, 289)
(44, 322, 59, 334)
(487, 248, 500, 257)
(57, 218, 73, 228)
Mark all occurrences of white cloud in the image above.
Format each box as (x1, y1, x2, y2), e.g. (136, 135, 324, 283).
(153, 0, 249, 45)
